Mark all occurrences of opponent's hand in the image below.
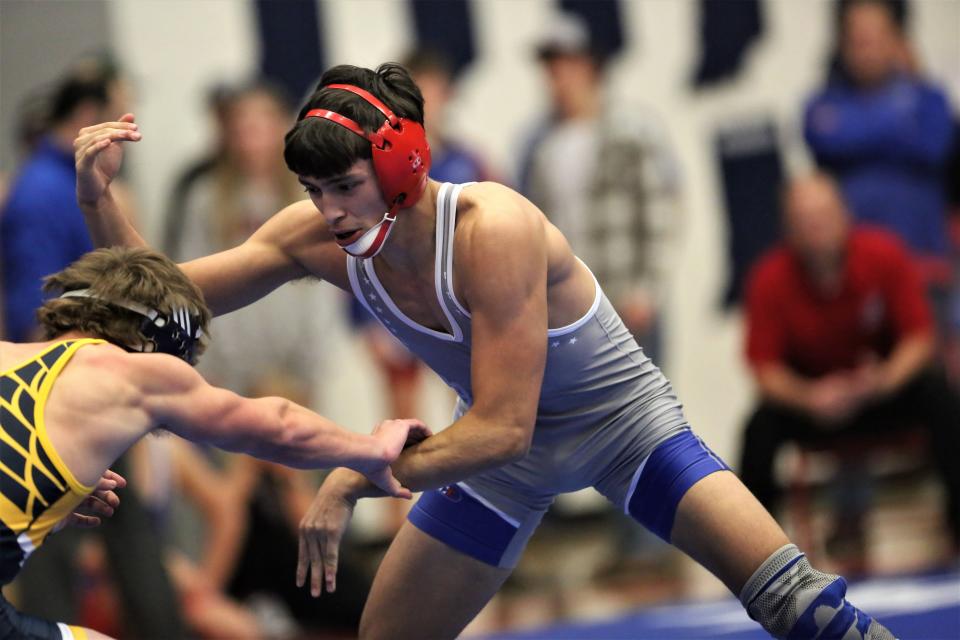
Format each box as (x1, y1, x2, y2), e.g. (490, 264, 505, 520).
(53, 469, 127, 532)
(74, 113, 141, 206)
(360, 418, 431, 498)
(297, 474, 356, 597)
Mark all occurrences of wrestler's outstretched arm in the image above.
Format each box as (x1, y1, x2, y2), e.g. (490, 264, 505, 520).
(128, 350, 427, 497)
(74, 115, 338, 317)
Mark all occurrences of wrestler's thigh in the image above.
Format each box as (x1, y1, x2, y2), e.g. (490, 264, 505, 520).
(359, 521, 512, 640)
(670, 470, 789, 594)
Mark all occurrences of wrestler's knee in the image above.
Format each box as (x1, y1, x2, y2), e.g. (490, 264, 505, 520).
(740, 544, 895, 640)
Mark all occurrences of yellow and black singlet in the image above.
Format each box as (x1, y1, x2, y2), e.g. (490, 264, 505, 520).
(0, 339, 102, 585)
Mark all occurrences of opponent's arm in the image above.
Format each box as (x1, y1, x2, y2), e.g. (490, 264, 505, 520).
(75, 114, 331, 316)
(330, 189, 548, 499)
(133, 354, 423, 496)
(75, 114, 148, 247)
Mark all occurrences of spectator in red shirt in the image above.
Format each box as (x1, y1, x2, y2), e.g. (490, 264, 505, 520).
(738, 173, 960, 551)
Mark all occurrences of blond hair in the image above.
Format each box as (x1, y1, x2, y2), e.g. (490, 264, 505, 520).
(37, 247, 211, 360)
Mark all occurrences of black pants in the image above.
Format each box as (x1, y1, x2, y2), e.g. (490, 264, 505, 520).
(739, 368, 960, 545)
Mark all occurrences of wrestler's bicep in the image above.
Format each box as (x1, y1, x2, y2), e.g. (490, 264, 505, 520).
(462, 204, 548, 437)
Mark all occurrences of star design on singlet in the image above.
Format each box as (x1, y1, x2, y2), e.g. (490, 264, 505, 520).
(569, 337, 578, 345)
(551, 341, 560, 348)
(368, 293, 376, 301)
(375, 306, 384, 313)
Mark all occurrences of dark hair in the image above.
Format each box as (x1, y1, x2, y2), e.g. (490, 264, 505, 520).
(283, 63, 424, 179)
(48, 54, 120, 125)
(37, 247, 211, 361)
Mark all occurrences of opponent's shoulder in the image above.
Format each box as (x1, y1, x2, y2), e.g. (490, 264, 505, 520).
(63, 340, 133, 372)
(72, 345, 200, 398)
(49, 342, 150, 413)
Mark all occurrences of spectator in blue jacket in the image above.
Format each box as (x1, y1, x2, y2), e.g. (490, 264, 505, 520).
(1, 56, 131, 341)
(804, 0, 953, 294)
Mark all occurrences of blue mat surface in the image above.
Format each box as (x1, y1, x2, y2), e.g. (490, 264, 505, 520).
(481, 571, 960, 640)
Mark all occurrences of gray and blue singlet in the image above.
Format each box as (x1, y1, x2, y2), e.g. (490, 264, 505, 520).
(348, 182, 727, 568)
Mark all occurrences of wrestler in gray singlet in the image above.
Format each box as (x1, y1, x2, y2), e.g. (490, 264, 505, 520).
(348, 182, 691, 567)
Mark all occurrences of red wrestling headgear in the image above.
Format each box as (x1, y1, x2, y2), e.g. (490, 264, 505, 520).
(303, 84, 432, 258)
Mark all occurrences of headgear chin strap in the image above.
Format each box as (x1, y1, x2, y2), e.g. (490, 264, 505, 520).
(59, 289, 203, 364)
(341, 209, 398, 259)
(303, 83, 431, 259)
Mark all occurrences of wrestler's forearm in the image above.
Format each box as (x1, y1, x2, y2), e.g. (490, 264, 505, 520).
(80, 190, 149, 248)
(329, 415, 530, 500)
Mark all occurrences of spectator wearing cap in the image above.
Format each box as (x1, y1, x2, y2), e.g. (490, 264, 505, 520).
(519, 11, 681, 368)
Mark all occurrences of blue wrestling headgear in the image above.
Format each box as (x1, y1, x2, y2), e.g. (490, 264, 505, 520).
(59, 289, 203, 364)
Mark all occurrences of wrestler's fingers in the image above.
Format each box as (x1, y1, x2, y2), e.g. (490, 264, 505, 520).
(69, 514, 101, 528)
(75, 125, 140, 150)
(75, 130, 140, 166)
(308, 532, 323, 597)
(90, 488, 120, 510)
(296, 534, 313, 588)
(82, 495, 114, 518)
(101, 469, 127, 488)
(77, 118, 139, 138)
(322, 531, 341, 594)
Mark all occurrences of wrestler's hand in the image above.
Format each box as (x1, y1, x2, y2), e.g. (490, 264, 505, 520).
(53, 469, 127, 532)
(297, 470, 358, 597)
(357, 419, 431, 498)
(74, 113, 141, 206)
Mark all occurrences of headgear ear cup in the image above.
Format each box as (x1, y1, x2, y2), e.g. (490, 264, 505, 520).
(303, 84, 432, 208)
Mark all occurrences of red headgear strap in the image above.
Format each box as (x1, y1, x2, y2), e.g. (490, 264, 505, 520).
(302, 83, 431, 209)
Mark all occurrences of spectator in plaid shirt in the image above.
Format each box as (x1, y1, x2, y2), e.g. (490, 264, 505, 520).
(519, 12, 681, 367)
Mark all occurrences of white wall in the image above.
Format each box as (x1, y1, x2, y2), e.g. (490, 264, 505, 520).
(0, 0, 110, 171)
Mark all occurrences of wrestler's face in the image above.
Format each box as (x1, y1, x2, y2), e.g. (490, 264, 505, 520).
(298, 160, 389, 248)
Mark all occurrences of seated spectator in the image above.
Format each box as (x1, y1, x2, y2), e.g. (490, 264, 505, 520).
(738, 173, 960, 555)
